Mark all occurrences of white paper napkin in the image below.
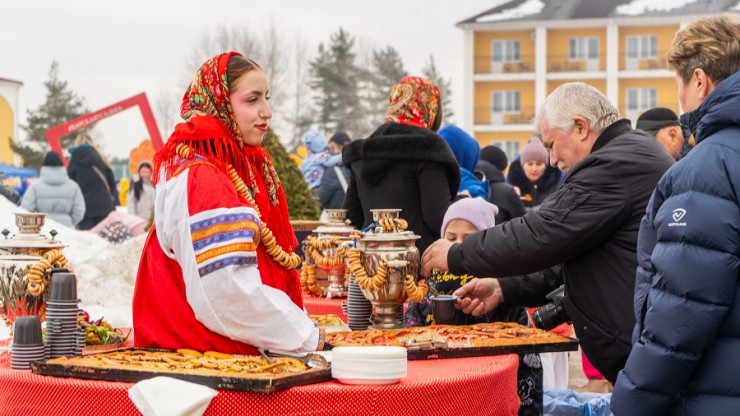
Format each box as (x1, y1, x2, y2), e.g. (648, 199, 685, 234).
(128, 376, 218, 416)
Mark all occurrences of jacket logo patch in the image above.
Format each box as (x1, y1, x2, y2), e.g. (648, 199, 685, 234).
(669, 208, 687, 227)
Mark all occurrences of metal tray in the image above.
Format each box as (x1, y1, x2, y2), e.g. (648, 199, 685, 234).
(404, 337, 579, 360)
(30, 348, 332, 393)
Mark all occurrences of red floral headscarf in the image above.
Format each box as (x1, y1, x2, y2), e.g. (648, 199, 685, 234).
(153, 51, 302, 306)
(384, 76, 440, 130)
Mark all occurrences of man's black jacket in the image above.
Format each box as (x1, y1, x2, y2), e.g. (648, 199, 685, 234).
(448, 120, 675, 382)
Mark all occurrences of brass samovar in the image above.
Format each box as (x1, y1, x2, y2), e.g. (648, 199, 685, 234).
(347, 209, 428, 329)
(300, 209, 355, 299)
(0, 213, 72, 327)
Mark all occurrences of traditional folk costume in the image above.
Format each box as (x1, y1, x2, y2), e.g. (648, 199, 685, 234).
(133, 52, 321, 354)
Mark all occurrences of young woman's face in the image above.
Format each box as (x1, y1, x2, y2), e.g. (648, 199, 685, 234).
(230, 69, 272, 146)
(138, 166, 152, 182)
(523, 160, 546, 183)
(444, 219, 479, 244)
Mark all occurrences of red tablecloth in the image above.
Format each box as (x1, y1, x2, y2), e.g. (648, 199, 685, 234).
(0, 338, 520, 416)
(302, 293, 348, 322)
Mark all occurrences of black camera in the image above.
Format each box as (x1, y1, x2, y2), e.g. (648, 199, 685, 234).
(531, 285, 569, 331)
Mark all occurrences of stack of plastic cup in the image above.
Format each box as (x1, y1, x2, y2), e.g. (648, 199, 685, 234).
(45, 272, 79, 358)
(11, 316, 45, 370)
(346, 272, 373, 331)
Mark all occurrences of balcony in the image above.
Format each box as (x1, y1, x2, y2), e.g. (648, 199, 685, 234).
(548, 54, 604, 72)
(474, 55, 535, 74)
(474, 106, 536, 126)
(620, 53, 669, 71)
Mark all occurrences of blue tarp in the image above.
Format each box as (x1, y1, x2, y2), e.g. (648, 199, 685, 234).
(0, 162, 38, 178)
(0, 163, 38, 195)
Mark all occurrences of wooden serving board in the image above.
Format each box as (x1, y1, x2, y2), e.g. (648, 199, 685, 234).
(30, 348, 332, 393)
(405, 337, 579, 360)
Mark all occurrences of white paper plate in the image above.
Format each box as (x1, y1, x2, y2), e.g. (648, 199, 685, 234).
(335, 377, 402, 385)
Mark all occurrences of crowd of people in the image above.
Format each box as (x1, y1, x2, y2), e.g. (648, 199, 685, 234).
(0, 12, 736, 416)
(5, 131, 156, 243)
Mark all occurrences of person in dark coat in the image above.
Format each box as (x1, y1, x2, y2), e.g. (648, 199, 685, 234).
(343, 76, 460, 253)
(611, 14, 740, 416)
(438, 125, 489, 199)
(477, 145, 526, 223)
(0, 173, 21, 205)
(507, 136, 561, 210)
(635, 107, 688, 160)
(67, 133, 120, 230)
(316, 132, 351, 210)
(421, 82, 675, 383)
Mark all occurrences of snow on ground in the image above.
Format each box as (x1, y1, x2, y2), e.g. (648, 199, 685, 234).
(0, 197, 143, 339)
(615, 0, 699, 16)
(476, 0, 545, 23)
(733, 1, 740, 11)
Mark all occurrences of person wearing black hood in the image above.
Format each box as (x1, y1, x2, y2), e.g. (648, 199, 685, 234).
(67, 133, 120, 230)
(477, 145, 526, 223)
(507, 136, 562, 210)
(343, 76, 460, 253)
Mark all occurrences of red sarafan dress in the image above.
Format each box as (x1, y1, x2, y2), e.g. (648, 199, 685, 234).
(133, 51, 319, 354)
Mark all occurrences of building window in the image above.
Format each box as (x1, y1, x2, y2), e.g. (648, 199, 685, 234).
(492, 40, 521, 63)
(627, 35, 657, 59)
(492, 91, 521, 114)
(626, 88, 657, 111)
(569, 37, 599, 60)
(493, 141, 521, 164)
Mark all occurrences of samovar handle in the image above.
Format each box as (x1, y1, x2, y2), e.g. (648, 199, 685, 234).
(386, 259, 408, 269)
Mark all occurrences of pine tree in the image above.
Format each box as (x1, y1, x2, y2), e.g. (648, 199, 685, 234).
(13, 61, 87, 168)
(368, 46, 407, 130)
(422, 55, 454, 124)
(310, 28, 366, 137)
(262, 129, 319, 220)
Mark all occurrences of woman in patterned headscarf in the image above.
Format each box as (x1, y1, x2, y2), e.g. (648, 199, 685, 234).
(342, 76, 461, 253)
(133, 52, 323, 355)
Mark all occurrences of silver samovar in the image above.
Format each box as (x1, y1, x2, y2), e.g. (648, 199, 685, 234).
(0, 213, 71, 327)
(300, 209, 356, 299)
(347, 209, 428, 329)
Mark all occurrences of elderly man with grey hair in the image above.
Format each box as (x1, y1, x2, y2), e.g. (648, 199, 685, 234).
(421, 82, 675, 383)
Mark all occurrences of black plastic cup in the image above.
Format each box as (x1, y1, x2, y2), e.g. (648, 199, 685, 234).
(12, 316, 43, 346)
(431, 295, 461, 325)
(49, 272, 77, 301)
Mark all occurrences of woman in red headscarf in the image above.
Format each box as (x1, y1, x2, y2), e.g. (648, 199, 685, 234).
(342, 76, 461, 253)
(133, 52, 322, 354)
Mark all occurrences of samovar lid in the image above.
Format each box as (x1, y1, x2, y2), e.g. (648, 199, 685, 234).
(311, 209, 356, 235)
(359, 208, 420, 242)
(0, 213, 67, 251)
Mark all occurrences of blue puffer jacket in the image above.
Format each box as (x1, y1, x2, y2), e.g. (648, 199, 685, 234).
(611, 71, 740, 415)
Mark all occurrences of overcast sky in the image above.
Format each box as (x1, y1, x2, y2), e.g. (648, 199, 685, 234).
(2, 0, 505, 159)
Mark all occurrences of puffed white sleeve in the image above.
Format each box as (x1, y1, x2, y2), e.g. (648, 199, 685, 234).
(156, 165, 320, 352)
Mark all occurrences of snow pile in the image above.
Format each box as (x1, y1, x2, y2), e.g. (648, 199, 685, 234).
(615, 0, 699, 16)
(0, 196, 143, 339)
(476, 0, 545, 23)
(733, 1, 740, 11)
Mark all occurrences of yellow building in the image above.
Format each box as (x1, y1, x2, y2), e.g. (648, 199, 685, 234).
(0, 77, 23, 165)
(457, 0, 738, 161)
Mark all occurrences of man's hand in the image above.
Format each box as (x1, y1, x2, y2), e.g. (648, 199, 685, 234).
(420, 239, 454, 277)
(452, 278, 504, 317)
